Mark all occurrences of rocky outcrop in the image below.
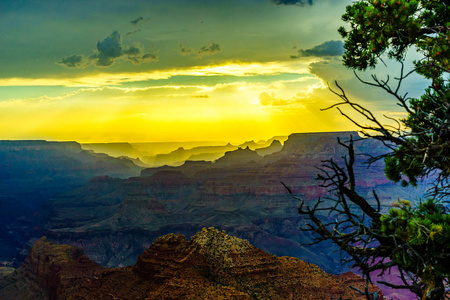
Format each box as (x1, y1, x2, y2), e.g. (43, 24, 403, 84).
(214, 147, 262, 167)
(141, 160, 213, 177)
(0, 237, 104, 300)
(238, 140, 264, 150)
(275, 131, 358, 157)
(142, 143, 238, 166)
(255, 139, 283, 156)
(0, 228, 382, 300)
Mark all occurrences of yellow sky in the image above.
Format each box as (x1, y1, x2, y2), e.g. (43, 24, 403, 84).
(0, 62, 345, 142)
(0, 0, 421, 143)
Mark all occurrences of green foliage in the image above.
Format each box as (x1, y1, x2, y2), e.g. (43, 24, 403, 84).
(382, 79, 450, 186)
(315, 1, 450, 297)
(340, 0, 450, 187)
(383, 152, 420, 186)
(339, 0, 449, 77)
(402, 80, 450, 174)
(380, 199, 450, 283)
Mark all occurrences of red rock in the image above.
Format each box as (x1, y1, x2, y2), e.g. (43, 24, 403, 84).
(0, 228, 383, 300)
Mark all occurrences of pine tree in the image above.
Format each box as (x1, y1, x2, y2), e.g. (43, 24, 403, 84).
(289, 1, 450, 299)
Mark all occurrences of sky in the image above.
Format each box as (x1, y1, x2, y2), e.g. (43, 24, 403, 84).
(0, 0, 428, 143)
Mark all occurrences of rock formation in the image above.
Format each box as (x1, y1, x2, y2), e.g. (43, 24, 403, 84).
(255, 139, 283, 156)
(141, 143, 238, 166)
(141, 160, 213, 177)
(1, 132, 428, 299)
(0, 140, 143, 266)
(214, 146, 262, 167)
(42, 131, 427, 274)
(0, 228, 382, 300)
(81, 142, 148, 159)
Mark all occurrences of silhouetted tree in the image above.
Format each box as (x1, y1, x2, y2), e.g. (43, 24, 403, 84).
(337, 0, 449, 193)
(287, 1, 450, 299)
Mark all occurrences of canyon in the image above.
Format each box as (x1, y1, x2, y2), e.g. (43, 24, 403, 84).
(0, 227, 382, 299)
(0, 140, 142, 266)
(0, 131, 426, 298)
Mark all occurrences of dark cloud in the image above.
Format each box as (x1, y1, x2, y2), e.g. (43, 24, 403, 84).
(123, 46, 158, 65)
(93, 31, 123, 66)
(131, 16, 144, 25)
(191, 95, 210, 98)
(178, 42, 221, 58)
(178, 43, 193, 55)
(291, 40, 344, 58)
(123, 48, 159, 65)
(141, 52, 159, 63)
(58, 31, 158, 68)
(58, 55, 87, 68)
(122, 46, 140, 56)
(125, 52, 158, 65)
(125, 29, 141, 37)
(269, 0, 313, 5)
(197, 43, 221, 57)
(130, 16, 151, 26)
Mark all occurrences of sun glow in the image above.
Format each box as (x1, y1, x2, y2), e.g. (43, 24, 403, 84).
(0, 0, 416, 143)
(0, 61, 312, 88)
(0, 57, 339, 142)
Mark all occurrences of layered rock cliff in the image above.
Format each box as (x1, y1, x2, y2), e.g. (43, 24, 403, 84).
(214, 146, 263, 167)
(255, 139, 283, 156)
(0, 228, 382, 300)
(42, 131, 426, 274)
(0, 236, 104, 300)
(0, 140, 143, 266)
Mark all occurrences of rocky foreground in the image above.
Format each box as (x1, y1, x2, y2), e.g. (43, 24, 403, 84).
(0, 227, 381, 300)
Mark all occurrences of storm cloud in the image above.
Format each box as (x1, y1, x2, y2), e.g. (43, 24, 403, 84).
(197, 43, 221, 57)
(269, 0, 313, 5)
(58, 55, 87, 68)
(140, 52, 159, 63)
(178, 42, 221, 58)
(59, 31, 158, 68)
(291, 40, 344, 58)
(178, 43, 193, 55)
(131, 16, 144, 25)
(125, 29, 141, 37)
(92, 31, 123, 66)
(130, 16, 151, 26)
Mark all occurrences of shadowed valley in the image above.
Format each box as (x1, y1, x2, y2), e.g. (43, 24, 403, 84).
(0, 132, 426, 299)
